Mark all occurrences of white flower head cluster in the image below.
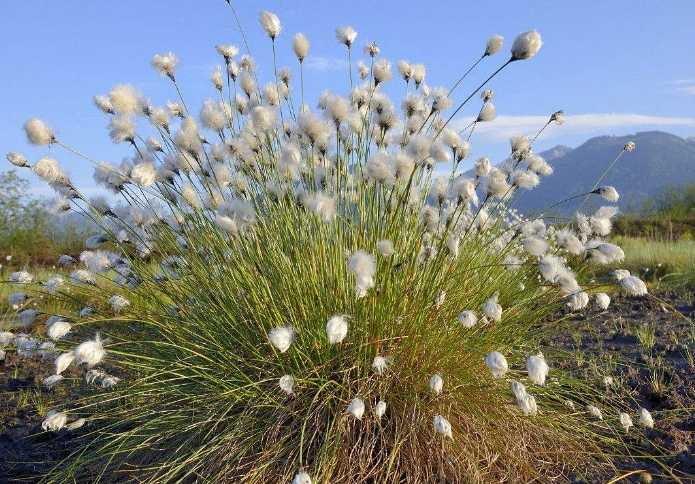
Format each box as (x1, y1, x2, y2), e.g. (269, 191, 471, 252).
(486, 351, 508, 378)
(433, 414, 453, 439)
(269, 326, 294, 353)
(348, 250, 376, 299)
(326, 315, 349, 344)
(526, 354, 549, 386)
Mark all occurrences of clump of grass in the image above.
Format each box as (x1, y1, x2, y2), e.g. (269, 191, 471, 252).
(3, 4, 651, 483)
(606, 235, 695, 288)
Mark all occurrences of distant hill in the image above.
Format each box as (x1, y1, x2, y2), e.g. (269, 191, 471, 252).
(505, 131, 695, 216)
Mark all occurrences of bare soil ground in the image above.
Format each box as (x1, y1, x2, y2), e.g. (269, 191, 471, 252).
(1, 291, 693, 483)
(547, 290, 695, 483)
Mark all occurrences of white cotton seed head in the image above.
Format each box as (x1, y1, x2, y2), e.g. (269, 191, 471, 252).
(79, 307, 95, 318)
(336, 26, 357, 47)
(595, 292, 611, 310)
(8, 292, 30, 306)
(594, 186, 619, 202)
(18, 309, 40, 325)
(200, 99, 228, 132)
(482, 294, 503, 322)
(85, 369, 105, 385)
(477, 103, 496, 122)
(24, 118, 56, 145)
(47, 321, 72, 340)
(54, 351, 74, 375)
(620, 412, 633, 432)
(7, 152, 30, 167)
(586, 405, 603, 420)
(376, 239, 396, 257)
(555, 229, 584, 255)
(70, 269, 96, 286)
(433, 415, 453, 439)
(32, 157, 69, 185)
(43, 374, 64, 390)
(373, 59, 393, 85)
(620, 275, 648, 296)
(292, 33, 310, 61)
(613, 269, 631, 281)
(639, 407, 654, 428)
(292, 470, 312, 484)
(510, 380, 527, 400)
(10, 271, 34, 284)
(279, 375, 294, 395)
(526, 354, 549, 386)
(397, 60, 413, 81)
(511, 30, 543, 61)
(567, 292, 590, 311)
(93, 95, 115, 114)
(109, 84, 145, 115)
(375, 400, 387, 418)
(429, 374, 444, 396)
(348, 250, 376, 279)
(151, 52, 179, 79)
(259, 11, 282, 39)
(210, 65, 224, 91)
(363, 41, 380, 57)
(485, 34, 504, 56)
(310, 193, 336, 222)
(431, 87, 452, 112)
(523, 236, 548, 257)
(42, 410, 68, 432)
(109, 295, 130, 313)
(326, 315, 348, 344)
(66, 418, 86, 431)
(510, 169, 540, 189)
(261, 82, 281, 106)
(130, 162, 157, 187)
(347, 398, 365, 420)
(486, 351, 508, 378)
(457, 310, 477, 328)
(365, 152, 396, 186)
(269, 326, 294, 353)
(518, 394, 538, 416)
(474, 157, 491, 177)
(434, 290, 446, 310)
(357, 60, 370, 80)
(216, 44, 238, 61)
(73, 334, 105, 368)
(371, 355, 392, 375)
(101, 375, 120, 388)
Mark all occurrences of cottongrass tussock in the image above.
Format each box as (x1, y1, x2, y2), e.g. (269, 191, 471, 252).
(3, 3, 651, 483)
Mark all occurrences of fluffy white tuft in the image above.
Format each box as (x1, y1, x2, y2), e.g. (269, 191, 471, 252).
(24, 118, 56, 145)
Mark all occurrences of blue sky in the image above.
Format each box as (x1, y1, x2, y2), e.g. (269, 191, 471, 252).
(2, 1, 694, 197)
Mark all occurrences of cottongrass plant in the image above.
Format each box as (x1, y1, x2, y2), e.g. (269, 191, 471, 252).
(4, 4, 651, 483)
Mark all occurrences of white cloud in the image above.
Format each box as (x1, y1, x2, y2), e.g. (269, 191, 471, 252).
(304, 56, 349, 72)
(452, 113, 695, 143)
(675, 86, 695, 95)
(665, 78, 695, 85)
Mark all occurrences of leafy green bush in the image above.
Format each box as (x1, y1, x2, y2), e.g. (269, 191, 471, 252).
(0, 169, 88, 265)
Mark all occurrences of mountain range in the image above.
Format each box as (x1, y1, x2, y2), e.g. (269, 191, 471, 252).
(503, 131, 695, 216)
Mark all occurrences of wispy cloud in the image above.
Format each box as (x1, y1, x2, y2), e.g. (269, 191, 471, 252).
(662, 78, 695, 95)
(304, 56, 349, 72)
(453, 113, 695, 143)
(665, 78, 695, 85)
